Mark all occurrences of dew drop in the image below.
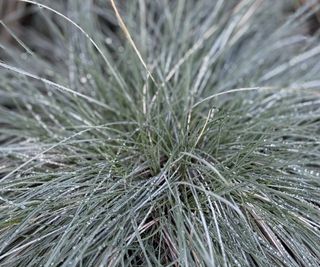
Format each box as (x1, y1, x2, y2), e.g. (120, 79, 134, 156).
(26, 103, 33, 110)
(80, 76, 87, 84)
(105, 37, 113, 45)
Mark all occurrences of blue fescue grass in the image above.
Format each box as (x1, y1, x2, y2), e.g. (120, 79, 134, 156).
(0, 0, 320, 266)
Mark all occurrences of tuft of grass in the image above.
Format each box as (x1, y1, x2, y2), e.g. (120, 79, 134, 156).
(0, 0, 320, 266)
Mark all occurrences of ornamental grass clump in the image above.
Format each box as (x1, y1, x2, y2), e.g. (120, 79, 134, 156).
(0, 0, 320, 266)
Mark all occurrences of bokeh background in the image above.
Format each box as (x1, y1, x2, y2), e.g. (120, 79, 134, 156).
(1, 0, 319, 46)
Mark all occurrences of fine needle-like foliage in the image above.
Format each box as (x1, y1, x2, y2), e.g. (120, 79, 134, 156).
(0, 0, 320, 266)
